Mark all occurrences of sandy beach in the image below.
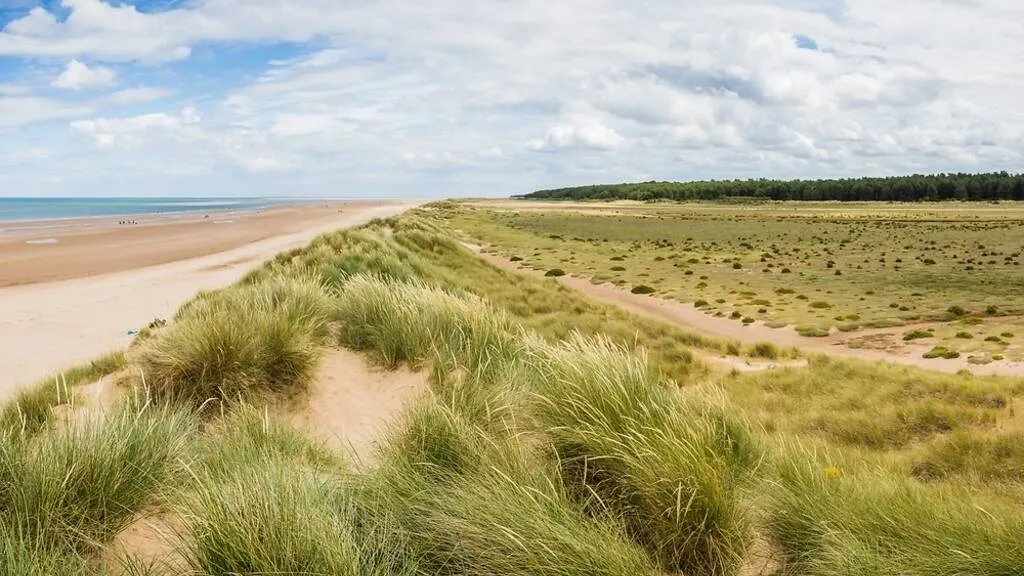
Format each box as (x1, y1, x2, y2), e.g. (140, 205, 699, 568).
(0, 200, 417, 400)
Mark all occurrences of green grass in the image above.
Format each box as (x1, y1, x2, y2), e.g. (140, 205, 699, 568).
(0, 401, 195, 554)
(132, 278, 331, 408)
(766, 443, 1024, 575)
(526, 333, 758, 575)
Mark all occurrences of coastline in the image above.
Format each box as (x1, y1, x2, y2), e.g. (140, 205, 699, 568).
(0, 202, 377, 287)
(0, 200, 419, 400)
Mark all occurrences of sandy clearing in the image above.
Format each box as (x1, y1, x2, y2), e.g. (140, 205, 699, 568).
(98, 512, 188, 576)
(0, 201, 418, 402)
(288, 348, 429, 462)
(469, 245, 1024, 377)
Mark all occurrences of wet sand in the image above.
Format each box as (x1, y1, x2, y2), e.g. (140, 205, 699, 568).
(0, 201, 419, 400)
(0, 203, 383, 287)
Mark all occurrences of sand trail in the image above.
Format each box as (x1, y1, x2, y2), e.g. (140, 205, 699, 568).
(468, 245, 1024, 377)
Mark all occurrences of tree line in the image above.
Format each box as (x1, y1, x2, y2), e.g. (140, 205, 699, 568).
(518, 172, 1024, 202)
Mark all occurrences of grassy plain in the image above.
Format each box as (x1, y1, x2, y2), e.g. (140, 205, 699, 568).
(447, 200, 1024, 362)
(2, 204, 1024, 575)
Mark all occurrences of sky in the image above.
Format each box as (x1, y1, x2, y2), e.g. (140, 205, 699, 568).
(0, 0, 1022, 198)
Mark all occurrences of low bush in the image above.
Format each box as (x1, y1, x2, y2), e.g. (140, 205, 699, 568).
(923, 347, 961, 360)
(545, 268, 566, 277)
(631, 285, 656, 295)
(903, 330, 932, 341)
(796, 326, 830, 338)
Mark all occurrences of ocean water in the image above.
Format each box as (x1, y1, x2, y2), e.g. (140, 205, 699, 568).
(0, 197, 290, 223)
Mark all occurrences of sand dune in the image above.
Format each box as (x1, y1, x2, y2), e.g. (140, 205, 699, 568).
(0, 201, 417, 401)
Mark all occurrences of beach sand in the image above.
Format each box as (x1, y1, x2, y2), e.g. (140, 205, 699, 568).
(0, 200, 418, 400)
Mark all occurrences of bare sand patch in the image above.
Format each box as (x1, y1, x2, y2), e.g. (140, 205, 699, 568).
(97, 512, 188, 576)
(287, 348, 429, 461)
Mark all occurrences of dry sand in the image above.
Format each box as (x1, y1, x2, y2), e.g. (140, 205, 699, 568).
(0, 201, 418, 401)
(288, 348, 429, 461)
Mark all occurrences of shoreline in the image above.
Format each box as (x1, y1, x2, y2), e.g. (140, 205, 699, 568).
(0, 200, 419, 399)
(0, 202, 382, 287)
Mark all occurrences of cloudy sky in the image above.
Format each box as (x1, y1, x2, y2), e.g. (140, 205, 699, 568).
(0, 0, 1021, 197)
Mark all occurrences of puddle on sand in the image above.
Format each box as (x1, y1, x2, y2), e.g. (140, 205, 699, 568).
(25, 238, 59, 245)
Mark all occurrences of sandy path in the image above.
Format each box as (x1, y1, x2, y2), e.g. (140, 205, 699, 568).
(0, 202, 417, 401)
(470, 246, 1024, 377)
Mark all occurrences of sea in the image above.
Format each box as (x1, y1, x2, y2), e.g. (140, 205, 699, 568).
(0, 197, 299, 223)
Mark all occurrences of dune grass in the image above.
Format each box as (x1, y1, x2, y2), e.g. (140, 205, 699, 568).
(526, 333, 758, 575)
(0, 400, 195, 557)
(361, 400, 660, 576)
(0, 351, 126, 437)
(132, 278, 332, 408)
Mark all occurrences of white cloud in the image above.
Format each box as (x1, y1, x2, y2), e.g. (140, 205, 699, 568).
(1, 0, 1023, 195)
(527, 123, 625, 152)
(51, 59, 116, 90)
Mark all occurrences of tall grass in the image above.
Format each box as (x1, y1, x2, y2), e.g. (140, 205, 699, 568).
(334, 275, 523, 372)
(183, 461, 407, 576)
(526, 333, 759, 575)
(361, 400, 659, 576)
(133, 278, 331, 407)
(0, 529, 93, 576)
(0, 401, 195, 553)
(766, 442, 1024, 575)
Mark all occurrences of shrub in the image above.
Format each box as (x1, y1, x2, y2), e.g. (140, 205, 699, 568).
(750, 342, 780, 359)
(985, 305, 998, 315)
(134, 279, 331, 407)
(775, 288, 796, 295)
(796, 326, 830, 338)
(610, 266, 626, 272)
(694, 299, 710, 308)
(809, 301, 832, 309)
(1001, 332, 1015, 338)
(731, 311, 743, 319)
(947, 305, 967, 317)
(903, 330, 932, 341)
(781, 268, 792, 274)
(984, 335, 1004, 343)
(742, 317, 755, 324)
(509, 256, 523, 262)
(923, 347, 960, 360)
(545, 268, 566, 277)
(631, 285, 656, 295)
(732, 262, 742, 270)
(955, 332, 974, 339)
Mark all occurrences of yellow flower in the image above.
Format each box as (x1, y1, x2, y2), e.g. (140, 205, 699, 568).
(824, 466, 841, 479)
